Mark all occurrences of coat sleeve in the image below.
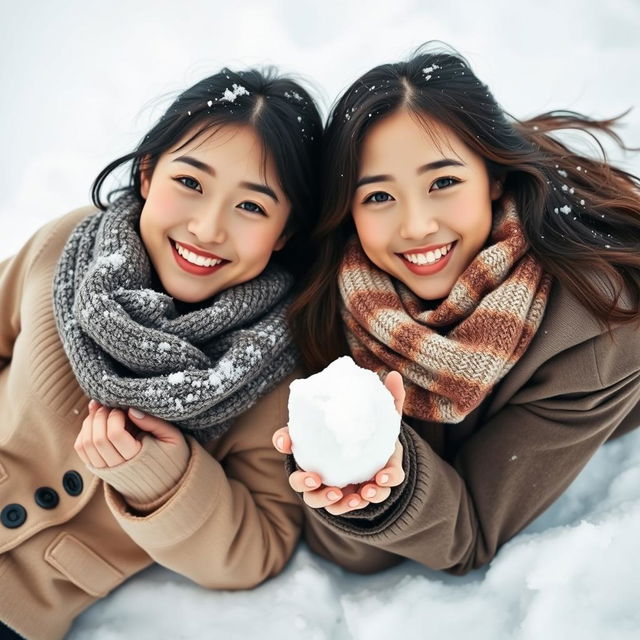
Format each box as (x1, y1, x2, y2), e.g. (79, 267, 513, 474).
(102, 374, 304, 590)
(0, 215, 80, 367)
(299, 326, 640, 575)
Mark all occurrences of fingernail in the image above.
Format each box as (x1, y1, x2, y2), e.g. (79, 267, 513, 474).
(379, 474, 389, 485)
(276, 436, 284, 451)
(88, 399, 98, 410)
(327, 491, 340, 501)
(365, 488, 377, 498)
(304, 477, 318, 488)
(348, 498, 360, 508)
(129, 408, 145, 419)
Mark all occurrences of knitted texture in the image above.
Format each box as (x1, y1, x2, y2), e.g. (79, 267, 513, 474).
(53, 192, 297, 443)
(338, 195, 553, 423)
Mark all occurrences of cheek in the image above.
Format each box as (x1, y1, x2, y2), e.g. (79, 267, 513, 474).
(141, 182, 182, 233)
(238, 224, 285, 265)
(353, 211, 389, 254)
(449, 192, 493, 246)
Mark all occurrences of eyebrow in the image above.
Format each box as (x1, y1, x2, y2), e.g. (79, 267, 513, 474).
(355, 158, 466, 188)
(172, 156, 279, 203)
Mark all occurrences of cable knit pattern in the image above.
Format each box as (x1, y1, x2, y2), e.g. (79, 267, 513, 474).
(338, 195, 553, 423)
(52, 192, 297, 442)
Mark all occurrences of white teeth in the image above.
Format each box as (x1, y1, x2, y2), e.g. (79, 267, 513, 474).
(403, 243, 453, 265)
(175, 242, 222, 268)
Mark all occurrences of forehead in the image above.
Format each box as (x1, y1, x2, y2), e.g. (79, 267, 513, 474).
(359, 109, 470, 167)
(169, 123, 265, 158)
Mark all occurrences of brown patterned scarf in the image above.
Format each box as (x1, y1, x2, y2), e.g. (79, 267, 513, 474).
(338, 195, 553, 423)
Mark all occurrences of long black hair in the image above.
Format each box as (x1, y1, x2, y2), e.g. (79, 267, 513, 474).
(290, 43, 640, 373)
(92, 66, 322, 277)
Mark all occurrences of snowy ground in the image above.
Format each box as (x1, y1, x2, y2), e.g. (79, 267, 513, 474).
(2, 1, 639, 638)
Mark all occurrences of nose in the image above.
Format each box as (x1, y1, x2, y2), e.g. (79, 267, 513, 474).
(187, 206, 226, 245)
(398, 199, 439, 240)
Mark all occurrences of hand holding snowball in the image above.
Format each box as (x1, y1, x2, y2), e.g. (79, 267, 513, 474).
(273, 362, 406, 516)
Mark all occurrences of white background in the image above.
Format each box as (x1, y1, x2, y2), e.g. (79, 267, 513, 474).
(2, 1, 639, 638)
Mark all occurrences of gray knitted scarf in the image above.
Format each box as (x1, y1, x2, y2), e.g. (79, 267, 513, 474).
(53, 192, 297, 443)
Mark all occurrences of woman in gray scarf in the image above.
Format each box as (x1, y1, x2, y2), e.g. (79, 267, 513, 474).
(0, 66, 321, 640)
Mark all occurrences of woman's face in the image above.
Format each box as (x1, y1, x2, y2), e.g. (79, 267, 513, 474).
(139, 124, 291, 303)
(351, 109, 502, 301)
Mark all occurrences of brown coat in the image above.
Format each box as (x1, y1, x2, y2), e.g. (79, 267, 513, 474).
(296, 276, 640, 575)
(0, 209, 302, 640)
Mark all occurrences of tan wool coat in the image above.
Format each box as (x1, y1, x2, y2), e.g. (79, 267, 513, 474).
(0, 208, 302, 640)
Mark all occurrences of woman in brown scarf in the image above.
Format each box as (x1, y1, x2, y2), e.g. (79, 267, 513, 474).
(273, 44, 640, 575)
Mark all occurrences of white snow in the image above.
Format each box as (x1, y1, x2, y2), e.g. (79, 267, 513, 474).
(95, 252, 125, 269)
(288, 356, 400, 487)
(221, 83, 249, 102)
(167, 371, 185, 384)
(2, 1, 639, 638)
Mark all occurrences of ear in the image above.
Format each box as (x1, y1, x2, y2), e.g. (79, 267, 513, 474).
(273, 232, 290, 252)
(490, 179, 503, 201)
(139, 155, 152, 199)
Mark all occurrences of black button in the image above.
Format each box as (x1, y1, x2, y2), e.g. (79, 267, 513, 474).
(34, 487, 59, 509)
(62, 470, 83, 496)
(1, 503, 27, 528)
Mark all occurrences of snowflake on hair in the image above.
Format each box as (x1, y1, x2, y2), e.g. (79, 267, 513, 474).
(221, 84, 249, 102)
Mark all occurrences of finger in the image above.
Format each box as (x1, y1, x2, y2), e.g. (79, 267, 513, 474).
(74, 418, 91, 466)
(359, 483, 392, 503)
(90, 407, 126, 467)
(375, 440, 405, 487)
(107, 409, 141, 460)
(325, 492, 370, 516)
(302, 486, 344, 509)
(82, 408, 108, 468)
(288, 470, 324, 493)
(127, 408, 183, 445)
(88, 399, 100, 413)
(384, 370, 406, 415)
(272, 427, 292, 454)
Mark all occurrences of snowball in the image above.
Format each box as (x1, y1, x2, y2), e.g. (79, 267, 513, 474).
(288, 356, 401, 487)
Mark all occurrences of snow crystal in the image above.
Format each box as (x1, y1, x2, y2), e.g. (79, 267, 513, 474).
(288, 356, 400, 487)
(557, 169, 568, 177)
(561, 184, 569, 192)
(158, 342, 171, 352)
(284, 90, 303, 101)
(422, 64, 441, 74)
(219, 360, 233, 377)
(297, 116, 302, 122)
(96, 252, 125, 269)
(221, 84, 249, 102)
(168, 372, 185, 385)
(560, 205, 572, 214)
(207, 100, 213, 107)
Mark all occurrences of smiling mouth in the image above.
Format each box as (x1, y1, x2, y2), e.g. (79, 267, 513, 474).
(396, 241, 457, 275)
(170, 239, 230, 275)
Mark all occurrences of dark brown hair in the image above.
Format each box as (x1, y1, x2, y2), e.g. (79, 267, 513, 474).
(290, 43, 640, 374)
